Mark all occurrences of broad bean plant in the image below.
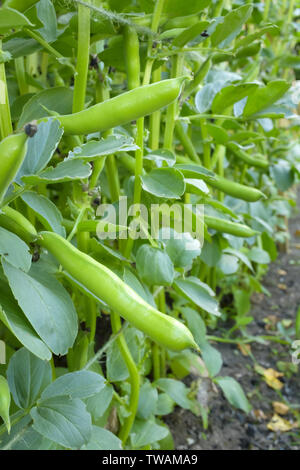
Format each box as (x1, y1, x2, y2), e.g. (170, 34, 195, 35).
(0, 0, 299, 450)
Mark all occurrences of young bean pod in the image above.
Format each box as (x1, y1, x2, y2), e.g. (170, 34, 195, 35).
(0, 375, 11, 434)
(204, 215, 257, 238)
(0, 133, 28, 205)
(49, 77, 188, 135)
(39, 231, 198, 352)
(176, 164, 266, 202)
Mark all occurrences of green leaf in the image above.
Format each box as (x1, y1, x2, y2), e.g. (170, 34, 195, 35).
(0, 414, 57, 450)
(261, 232, 278, 262)
(159, 228, 201, 268)
(31, 396, 92, 449)
(155, 378, 192, 409)
(210, 5, 253, 47)
(136, 245, 175, 286)
(130, 419, 169, 449)
(155, 393, 174, 416)
(243, 80, 290, 117)
(200, 236, 221, 267)
(195, 82, 224, 113)
(223, 247, 253, 272)
(144, 149, 176, 168)
(17, 119, 63, 182)
(21, 191, 65, 237)
(141, 168, 185, 199)
(82, 426, 122, 450)
(248, 247, 270, 264)
(0, 227, 31, 272)
(214, 376, 252, 413)
(233, 288, 251, 316)
(7, 348, 52, 409)
(18, 87, 73, 128)
(185, 178, 210, 196)
(2, 261, 78, 356)
(86, 384, 114, 421)
(212, 83, 258, 114)
(0, 7, 34, 34)
(174, 277, 220, 316)
(41, 371, 105, 400)
(36, 0, 58, 43)
(201, 341, 223, 377)
(206, 123, 229, 145)
(180, 306, 206, 346)
(0, 279, 51, 361)
(163, 0, 210, 18)
(137, 381, 158, 420)
(106, 327, 143, 382)
(270, 160, 294, 191)
(123, 268, 155, 307)
(22, 159, 92, 185)
(217, 254, 239, 275)
(68, 135, 138, 161)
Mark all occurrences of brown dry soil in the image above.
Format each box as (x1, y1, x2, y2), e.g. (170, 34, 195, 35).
(166, 192, 300, 450)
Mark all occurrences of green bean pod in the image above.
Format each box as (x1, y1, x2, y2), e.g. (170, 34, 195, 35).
(0, 206, 37, 243)
(0, 133, 28, 205)
(227, 142, 269, 169)
(52, 77, 188, 135)
(0, 375, 11, 434)
(204, 215, 257, 238)
(176, 164, 266, 202)
(39, 231, 198, 352)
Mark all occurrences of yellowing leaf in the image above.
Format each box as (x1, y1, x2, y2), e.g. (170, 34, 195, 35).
(237, 343, 251, 356)
(272, 401, 289, 415)
(253, 409, 267, 421)
(267, 414, 297, 432)
(263, 368, 284, 390)
(277, 283, 287, 291)
(254, 365, 284, 390)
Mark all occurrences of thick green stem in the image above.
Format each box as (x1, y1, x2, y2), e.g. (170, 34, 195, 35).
(149, 66, 162, 150)
(199, 119, 210, 169)
(14, 57, 28, 95)
(72, 2, 90, 113)
(163, 55, 184, 150)
(106, 153, 120, 203)
(263, 0, 271, 21)
(175, 121, 200, 163)
(111, 312, 140, 446)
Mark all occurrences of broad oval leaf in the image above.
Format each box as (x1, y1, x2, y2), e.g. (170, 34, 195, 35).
(17, 119, 63, 182)
(82, 426, 122, 450)
(243, 80, 290, 117)
(136, 245, 175, 286)
(0, 227, 31, 272)
(141, 168, 185, 199)
(7, 348, 52, 409)
(0, 7, 34, 34)
(31, 396, 92, 449)
(41, 371, 105, 400)
(22, 159, 92, 185)
(21, 191, 65, 237)
(2, 261, 78, 355)
(18, 87, 73, 128)
(67, 134, 138, 161)
(0, 279, 51, 361)
(174, 277, 220, 316)
(214, 376, 252, 413)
